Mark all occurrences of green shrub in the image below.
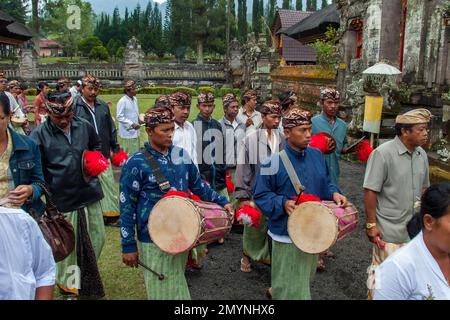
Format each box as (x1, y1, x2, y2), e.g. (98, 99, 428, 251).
(198, 86, 215, 94)
(99, 88, 124, 95)
(217, 88, 241, 97)
(173, 86, 198, 96)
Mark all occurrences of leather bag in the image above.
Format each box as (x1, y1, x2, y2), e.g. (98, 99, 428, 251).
(35, 182, 75, 262)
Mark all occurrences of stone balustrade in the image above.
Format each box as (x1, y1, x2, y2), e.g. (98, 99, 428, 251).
(0, 62, 225, 83)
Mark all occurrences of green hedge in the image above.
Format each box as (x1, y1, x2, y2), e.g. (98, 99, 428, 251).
(25, 86, 241, 98)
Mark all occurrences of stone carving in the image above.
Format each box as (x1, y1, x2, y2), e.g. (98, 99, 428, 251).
(123, 37, 145, 79)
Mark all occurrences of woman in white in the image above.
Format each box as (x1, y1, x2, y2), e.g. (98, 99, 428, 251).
(116, 80, 141, 155)
(374, 182, 450, 300)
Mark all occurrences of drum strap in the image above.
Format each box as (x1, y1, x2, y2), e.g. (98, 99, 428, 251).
(142, 148, 171, 193)
(279, 150, 305, 195)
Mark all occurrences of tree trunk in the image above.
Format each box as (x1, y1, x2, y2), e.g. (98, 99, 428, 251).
(31, 0, 40, 54)
(197, 40, 204, 65)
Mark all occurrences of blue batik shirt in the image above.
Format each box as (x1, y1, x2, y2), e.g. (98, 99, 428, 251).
(311, 112, 348, 186)
(253, 144, 341, 237)
(119, 142, 229, 253)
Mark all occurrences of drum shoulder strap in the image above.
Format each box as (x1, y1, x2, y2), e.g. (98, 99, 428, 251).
(279, 150, 305, 195)
(142, 148, 171, 192)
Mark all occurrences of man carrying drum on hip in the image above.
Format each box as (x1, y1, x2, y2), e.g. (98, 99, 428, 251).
(253, 108, 347, 300)
(119, 107, 233, 300)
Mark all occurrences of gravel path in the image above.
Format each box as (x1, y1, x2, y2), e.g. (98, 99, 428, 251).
(187, 160, 371, 300)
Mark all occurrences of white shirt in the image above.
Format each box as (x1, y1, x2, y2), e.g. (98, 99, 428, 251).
(116, 95, 140, 139)
(172, 121, 198, 166)
(374, 232, 450, 300)
(69, 86, 79, 98)
(0, 207, 56, 300)
(5, 91, 25, 118)
(237, 108, 263, 136)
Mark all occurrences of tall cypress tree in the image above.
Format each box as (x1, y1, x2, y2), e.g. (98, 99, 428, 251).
(321, 0, 328, 9)
(252, 0, 260, 35)
(237, 0, 248, 43)
(282, 0, 291, 9)
(296, 0, 303, 10)
(268, 0, 277, 25)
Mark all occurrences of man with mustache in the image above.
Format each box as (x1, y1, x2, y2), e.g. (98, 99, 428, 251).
(253, 108, 347, 300)
(74, 75, 121, 225)
(120, 107, 233, 300)
(30, 92, 105, 298)
(364, 108, 432, 299)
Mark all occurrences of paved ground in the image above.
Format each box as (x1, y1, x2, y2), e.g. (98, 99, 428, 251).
(186, 160, 372, 300)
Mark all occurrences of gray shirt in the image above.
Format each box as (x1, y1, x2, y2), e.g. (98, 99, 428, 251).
(234, 129, 284, 200)
(363, 136, 430, 244)
(219, 117, 246, 168)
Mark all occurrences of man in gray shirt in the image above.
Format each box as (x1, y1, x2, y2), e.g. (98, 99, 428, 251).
(363, 108, 432, 299)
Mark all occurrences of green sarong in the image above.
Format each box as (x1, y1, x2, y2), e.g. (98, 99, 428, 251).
(119, 137, 141, 156)
(56, 201, 105, 291)
(139, 242, 190, 300)
(243, 217, 271, 264)
(99, 164, 120, 218)
(271, 241, 318, 300)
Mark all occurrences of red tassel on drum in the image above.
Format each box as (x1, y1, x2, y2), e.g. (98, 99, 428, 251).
(111, 149, 129, 167)
(293, 193, 321, 205)
(84, 151, 110, 177)
(356, 140, 374, 162)
(163, 190, 188, 198)
(225, 171, 235, 193)
(236, 205, 262, 228)
(187, 190, 202, 202)
(309, 134, 329, 154)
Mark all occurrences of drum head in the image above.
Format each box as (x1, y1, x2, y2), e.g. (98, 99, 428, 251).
(288, 202, 338, 254)
(148, 196, 201, 255)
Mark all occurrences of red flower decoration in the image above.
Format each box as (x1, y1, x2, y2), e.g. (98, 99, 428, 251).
(111, 149, 129, 167)
(236, 205, 262, 228)
(84, 151, 110, 177)
(292, 193, 321, 205)
(356, 140, 374, 162)
(163, 190, 188, 199)
(225, 171, 235, 193)
(187, 190, 202, 202)
(309, 134, 329, 153)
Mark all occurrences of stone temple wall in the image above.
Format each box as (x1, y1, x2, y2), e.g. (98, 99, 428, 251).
(337, 0, 449, 138)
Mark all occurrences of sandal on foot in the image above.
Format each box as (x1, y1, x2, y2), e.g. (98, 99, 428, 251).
(316, 258, 325, 272)
(266, 287, 272, 299)
(322, 250, 335, 258)
(240, 258, 252, 273)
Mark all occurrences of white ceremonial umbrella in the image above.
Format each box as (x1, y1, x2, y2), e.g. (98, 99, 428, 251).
(362, 62, 402, 75)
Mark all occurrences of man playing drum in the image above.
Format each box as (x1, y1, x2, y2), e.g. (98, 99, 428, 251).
(120, 107, 233, 300)
(253, 108, 347, 300)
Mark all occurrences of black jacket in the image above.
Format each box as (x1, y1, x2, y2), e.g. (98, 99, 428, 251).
(193, 114, 227, 192)
(30, 117, 104, 212)
(74, 96, 120, 158)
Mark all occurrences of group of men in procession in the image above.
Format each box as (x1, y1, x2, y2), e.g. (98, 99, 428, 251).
(0, 69, 448, 301)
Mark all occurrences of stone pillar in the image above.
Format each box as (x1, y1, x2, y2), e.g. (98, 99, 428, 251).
(251, 34, 272, 103)
(363, 0, 382, 68)
(18, 43, 38, 81)
(402, 0, 427, 83)
(123, 37, 145, 80)
(227, 38, 243, 87)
